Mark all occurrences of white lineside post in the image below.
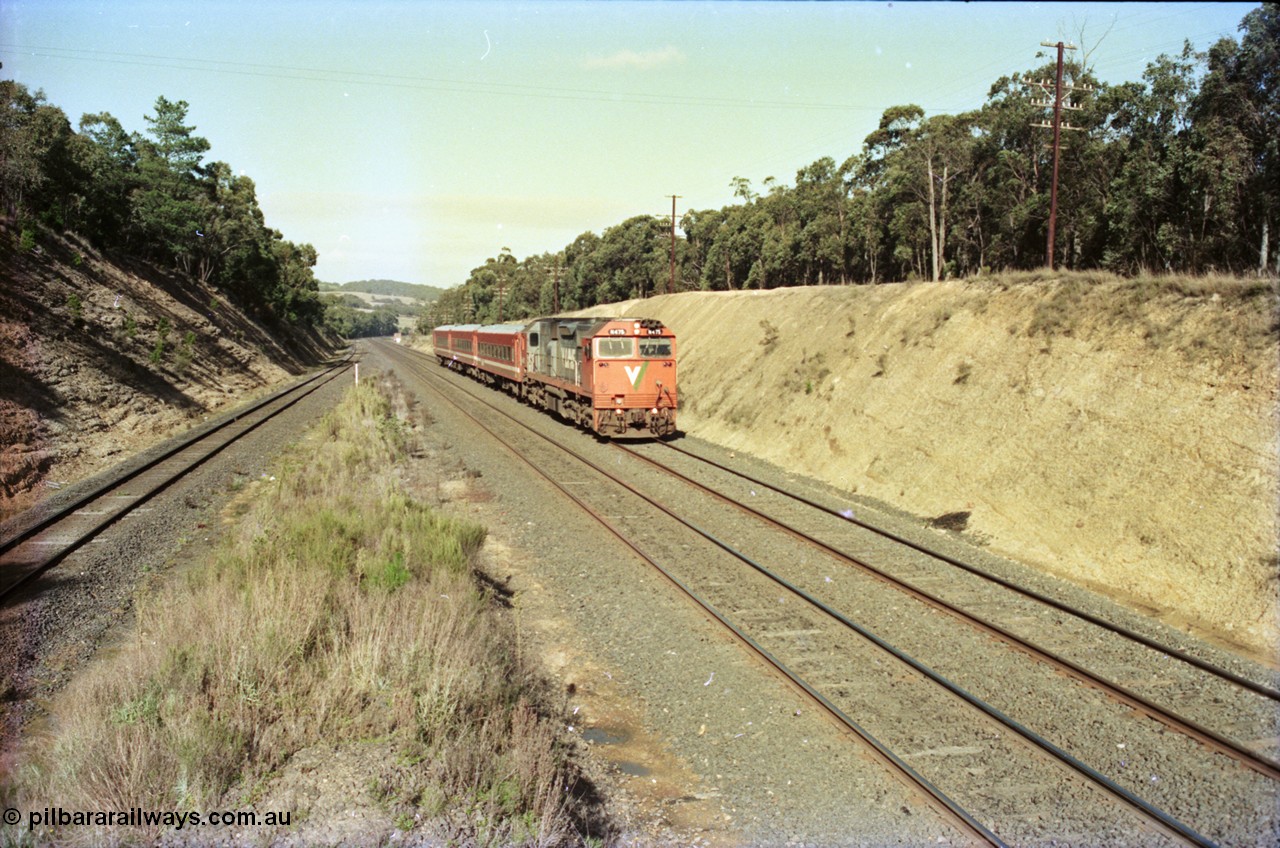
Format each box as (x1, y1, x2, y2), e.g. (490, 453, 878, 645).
(355, 363, 359, 385)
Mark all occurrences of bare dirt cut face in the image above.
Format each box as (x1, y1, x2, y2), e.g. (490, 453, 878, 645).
(0, 228, 325, 521)
(568, 272, 1280, 657)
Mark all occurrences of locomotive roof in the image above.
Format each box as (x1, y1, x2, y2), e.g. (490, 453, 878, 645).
(532, 316, 667, 330)
(436, 318, 668, 334)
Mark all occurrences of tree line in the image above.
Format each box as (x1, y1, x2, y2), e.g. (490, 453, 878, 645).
(0, 85, 325, 329)
(319, 300, 401, 338)
(424, 5, 1277, 329)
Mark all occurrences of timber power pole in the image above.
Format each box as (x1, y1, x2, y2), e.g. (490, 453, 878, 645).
(1031, 41, 1090, 269)
(668, 194, 682, 295)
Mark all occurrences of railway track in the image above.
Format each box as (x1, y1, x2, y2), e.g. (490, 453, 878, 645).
(649, 440, 1280, 698)
(616, 441, 1280, 782)
(376, 339, 1277, 846)
(0, 355, 354, 603)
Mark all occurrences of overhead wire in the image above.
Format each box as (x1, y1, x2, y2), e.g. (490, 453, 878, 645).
(0, 42, 895, 114)
(2, 10, 1247, 210)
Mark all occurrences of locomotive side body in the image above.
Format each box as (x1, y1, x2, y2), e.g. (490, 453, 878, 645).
(430, 317, 677, 438)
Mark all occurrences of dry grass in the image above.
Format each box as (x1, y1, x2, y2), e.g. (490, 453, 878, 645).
(9, 376, 586, 847)
(992, 269, 1279, 363)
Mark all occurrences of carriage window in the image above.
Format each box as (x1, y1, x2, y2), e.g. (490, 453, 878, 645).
(595, 338, 634, 358)
(638, 340, 672, 358)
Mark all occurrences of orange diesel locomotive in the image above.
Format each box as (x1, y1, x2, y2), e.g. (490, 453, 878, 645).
(432, 317, 677, 438)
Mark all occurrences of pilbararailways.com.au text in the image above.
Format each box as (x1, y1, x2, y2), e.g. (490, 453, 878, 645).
(7, 807, 292, 831)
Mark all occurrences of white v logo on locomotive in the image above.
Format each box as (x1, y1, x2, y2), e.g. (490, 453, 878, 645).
(624, 365, 642, 387)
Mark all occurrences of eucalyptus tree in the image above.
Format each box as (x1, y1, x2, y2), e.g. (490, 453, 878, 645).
(561, 230, 602, 310)
(588, 215, 669, 302)
(793, 156, 850, 284)
(678, 207, 727, 290)
(268, 238, 323, 325)
(0, 83, 81, 226)
(75, 112, 139, 245)
(1190, 4, 1279, 274)
(707, 190, 766, 290)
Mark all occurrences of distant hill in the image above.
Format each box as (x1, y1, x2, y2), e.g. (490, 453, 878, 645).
(318, 280, 444, 301)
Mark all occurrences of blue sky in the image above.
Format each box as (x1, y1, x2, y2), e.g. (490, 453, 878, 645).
(0, 1, 1257, 287)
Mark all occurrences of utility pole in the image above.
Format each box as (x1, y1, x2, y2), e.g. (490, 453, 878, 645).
(1031, 41, 1090, 269)
(551, 261, 563, 314)
(668, 194, 682, 295)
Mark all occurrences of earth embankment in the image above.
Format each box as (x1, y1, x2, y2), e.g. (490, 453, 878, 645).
(580, 274, 1279, 656)
(0, 228, 332, 520)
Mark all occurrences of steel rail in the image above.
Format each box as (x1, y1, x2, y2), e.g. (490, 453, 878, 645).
(384, 342, 1214, 848)
(616, 443, 1280, 782)
(0, 356, 354, 602)
(378, 344, 1006, 848)
(655, 441, 1280, 702)
(0, 354, 353, 558)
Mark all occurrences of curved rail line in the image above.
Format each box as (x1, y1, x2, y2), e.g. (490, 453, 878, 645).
(376, 342, 1004, 847)
(656, 441, 1280, 701)
(616, 442, 1280, 783)
(380, 341, 1218, 847)
(0, 355, 354, 602)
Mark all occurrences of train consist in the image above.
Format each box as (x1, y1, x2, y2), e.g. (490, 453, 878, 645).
(432, 317, 678, 438)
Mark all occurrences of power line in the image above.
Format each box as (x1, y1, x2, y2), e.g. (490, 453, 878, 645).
(1030, 41, 1092, 270)
(667, 194, 682, 295)
(0, 42, 893, 114)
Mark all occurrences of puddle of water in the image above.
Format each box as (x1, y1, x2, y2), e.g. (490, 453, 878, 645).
(617, 761, 651, 777)
(582, 726, 650, 777)
(582, 726, 630, 746)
